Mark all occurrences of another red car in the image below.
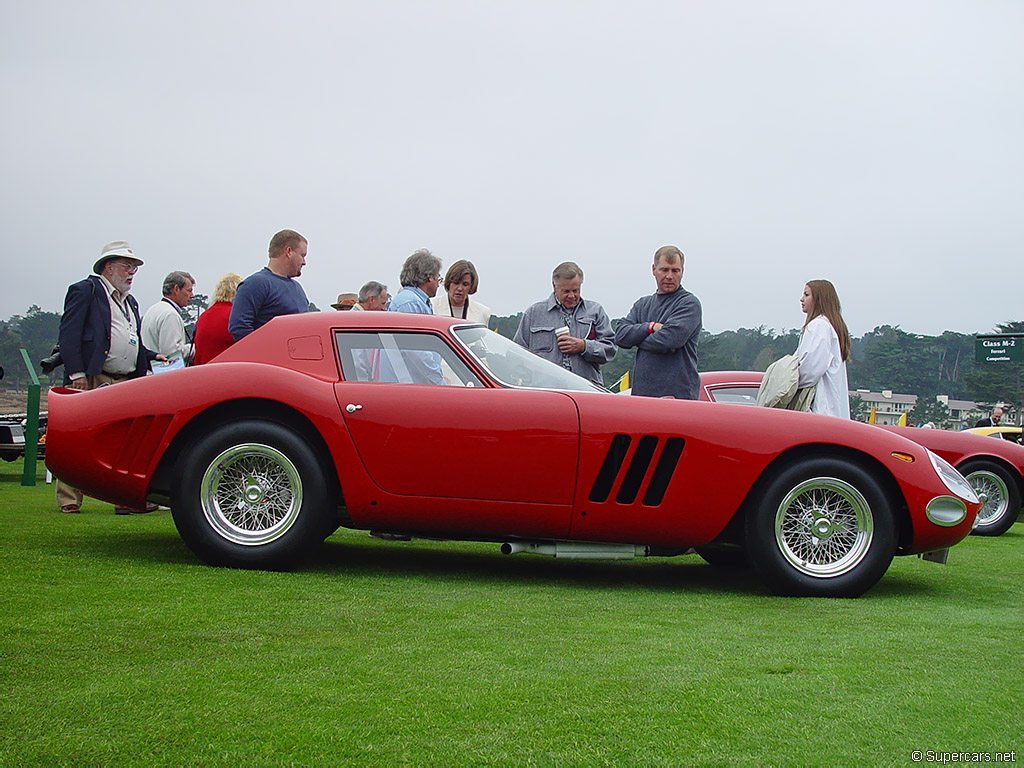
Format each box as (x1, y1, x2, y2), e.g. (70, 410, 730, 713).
(46, 314, 980, 597)
(700, 371, 1023, 536)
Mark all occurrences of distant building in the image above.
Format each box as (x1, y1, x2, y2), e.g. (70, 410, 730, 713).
(850, 389, 989, 429)
(851, 389, 917, 426)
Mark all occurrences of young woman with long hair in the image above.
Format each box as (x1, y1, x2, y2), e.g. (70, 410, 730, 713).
(796, 279, 851, 418)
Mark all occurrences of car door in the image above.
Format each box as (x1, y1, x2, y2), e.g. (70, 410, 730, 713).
(334, 330, 580, 505)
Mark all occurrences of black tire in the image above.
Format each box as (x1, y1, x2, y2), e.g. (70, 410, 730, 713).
(960, 459, 1021, 537)
(745, 458, 896, 597)
(695, 544, 748, 568)
(170, 420, 337, 568)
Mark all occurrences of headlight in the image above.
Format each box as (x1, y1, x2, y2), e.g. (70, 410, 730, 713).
(927, 450, 979, 504)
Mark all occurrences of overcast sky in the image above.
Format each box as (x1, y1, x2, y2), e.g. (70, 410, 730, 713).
(2, 1, 1021, 336)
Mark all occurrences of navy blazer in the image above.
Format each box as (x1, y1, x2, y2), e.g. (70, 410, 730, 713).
(58, 275, 156, 380)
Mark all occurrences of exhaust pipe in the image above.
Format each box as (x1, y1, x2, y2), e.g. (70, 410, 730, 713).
(500, 541, 649, 560)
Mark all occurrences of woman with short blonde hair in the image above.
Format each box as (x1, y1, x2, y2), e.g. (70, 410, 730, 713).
(193, 272, 243, 364)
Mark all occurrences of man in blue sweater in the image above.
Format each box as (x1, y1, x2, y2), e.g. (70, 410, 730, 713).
(614, 245, 702, 400)
(229, 229, 310, 340)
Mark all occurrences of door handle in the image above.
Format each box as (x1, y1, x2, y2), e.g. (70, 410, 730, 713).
(345, 404, 363, 413)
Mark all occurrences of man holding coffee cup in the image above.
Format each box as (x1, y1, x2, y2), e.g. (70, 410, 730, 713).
(513, 261, 615, 385)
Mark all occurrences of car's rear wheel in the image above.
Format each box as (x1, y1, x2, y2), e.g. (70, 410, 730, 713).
(745, 458, 896, 597)
(171, 420, 337, 568)
(960, 459, 1020, 537)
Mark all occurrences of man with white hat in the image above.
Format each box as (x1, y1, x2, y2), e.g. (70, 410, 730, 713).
(54, 240, 163, 514)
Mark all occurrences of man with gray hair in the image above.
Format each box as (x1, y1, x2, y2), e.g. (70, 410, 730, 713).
(389, 249, 441, 315)
(387, 249, 443, 384)
(142, 270, 195, 363)
(513, 261, 615, 386)
(355, 281, 389, 311)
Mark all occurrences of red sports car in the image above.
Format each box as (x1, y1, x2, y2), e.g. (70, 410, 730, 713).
(46, 314, 980, 597)
(700, 371, 1023, 536)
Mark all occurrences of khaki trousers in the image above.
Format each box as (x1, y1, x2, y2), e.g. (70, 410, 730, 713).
(55, 371, 133, 510)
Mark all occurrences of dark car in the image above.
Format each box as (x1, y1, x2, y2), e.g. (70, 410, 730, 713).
(0, 413, 47, 462)
(0, 417, 25, 462)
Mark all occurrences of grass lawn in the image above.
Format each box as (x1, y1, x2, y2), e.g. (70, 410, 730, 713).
(1, 466, 1022, 766)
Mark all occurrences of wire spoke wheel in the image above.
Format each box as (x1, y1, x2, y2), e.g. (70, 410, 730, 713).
(967, 470, 1009, 526)
(172, 420, 336, 569)
(200, 443, 303, 546)
(774, 476, 873, 578)
(961, 459, 1020, 537)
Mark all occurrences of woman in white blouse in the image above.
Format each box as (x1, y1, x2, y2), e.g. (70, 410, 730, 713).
(796, 279, 851, 419)
(431, 260, 491, 327)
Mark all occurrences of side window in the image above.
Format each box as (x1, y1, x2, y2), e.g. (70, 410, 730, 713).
(336, 332, 483, 388)
(707, 386, 758, 406)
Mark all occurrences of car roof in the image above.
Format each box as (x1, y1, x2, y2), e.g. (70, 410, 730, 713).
(700, 371, 762, 385)
(255, 311, 476, 334)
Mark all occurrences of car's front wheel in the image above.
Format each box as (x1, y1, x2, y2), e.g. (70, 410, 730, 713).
(171, 420, 337, 568)
(745, 458, 896, 597)
(961, 459, 1020, 537)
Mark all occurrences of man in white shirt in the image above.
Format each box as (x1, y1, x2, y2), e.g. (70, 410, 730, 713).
(142, 271, 195, 363)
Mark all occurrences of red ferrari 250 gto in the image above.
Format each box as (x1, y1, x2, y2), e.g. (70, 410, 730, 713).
(46, 313, 980, 597)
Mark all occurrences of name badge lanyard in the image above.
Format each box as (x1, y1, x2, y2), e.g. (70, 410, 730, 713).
(116, 294, 138, 346)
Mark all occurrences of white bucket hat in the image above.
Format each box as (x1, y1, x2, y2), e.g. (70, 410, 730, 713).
(94, 240, 144, 275)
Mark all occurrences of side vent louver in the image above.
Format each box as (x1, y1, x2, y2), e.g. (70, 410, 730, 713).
(588, 434, 631, 502)
(643, 437, 685, 506)
(588, 435, 685, 507)
(616, 435, 658, 503)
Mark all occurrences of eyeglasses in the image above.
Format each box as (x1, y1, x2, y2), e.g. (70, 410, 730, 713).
(114, 260, 139, 274)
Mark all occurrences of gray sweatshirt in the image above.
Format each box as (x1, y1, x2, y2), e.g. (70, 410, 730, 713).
(614, 288, 702, 400)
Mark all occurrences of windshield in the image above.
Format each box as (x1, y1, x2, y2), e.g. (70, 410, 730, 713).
(453, 325, 608, 394)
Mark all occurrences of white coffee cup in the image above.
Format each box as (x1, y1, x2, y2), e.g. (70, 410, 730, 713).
(555, 326, 570, 338)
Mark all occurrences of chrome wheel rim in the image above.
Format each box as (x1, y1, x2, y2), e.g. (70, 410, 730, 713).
(200, 443, 302, 546)
(967, 470, 1009, 527)
(775, 477, 873, 578)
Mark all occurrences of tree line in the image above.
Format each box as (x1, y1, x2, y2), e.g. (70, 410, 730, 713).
(2, 302, 1020, 422)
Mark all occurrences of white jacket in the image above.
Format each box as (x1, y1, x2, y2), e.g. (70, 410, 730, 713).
(796, 315, 850, 419)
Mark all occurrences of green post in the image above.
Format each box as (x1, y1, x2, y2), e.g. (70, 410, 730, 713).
(19, 348, 41, 487)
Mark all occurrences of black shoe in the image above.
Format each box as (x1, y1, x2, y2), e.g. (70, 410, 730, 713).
(114, 507, 132, 515)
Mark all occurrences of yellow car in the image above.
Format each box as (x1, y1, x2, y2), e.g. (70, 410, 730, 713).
(966, 426, 1023, 446)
